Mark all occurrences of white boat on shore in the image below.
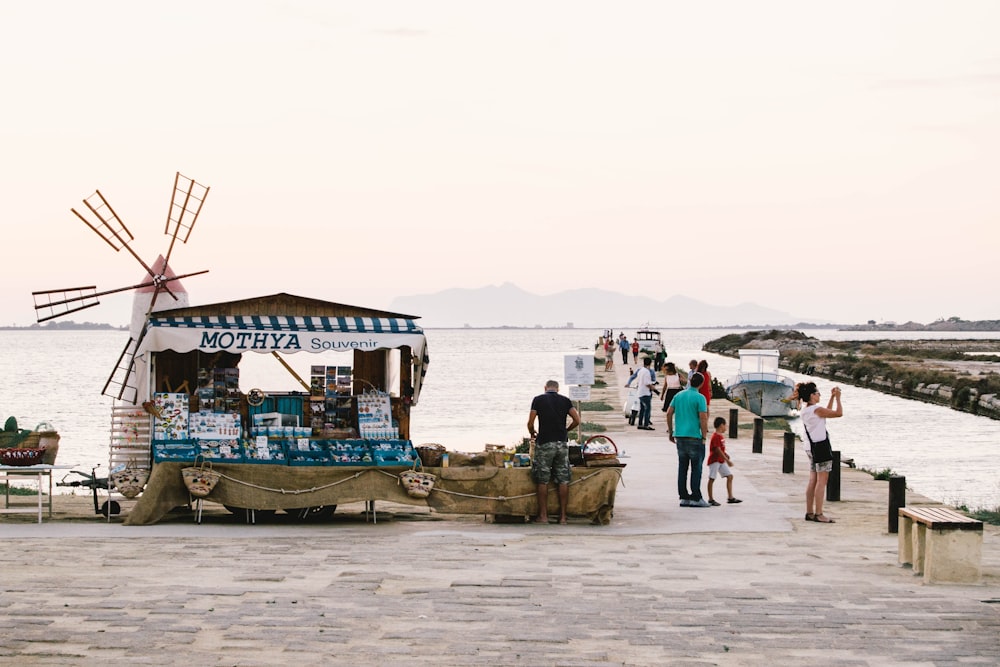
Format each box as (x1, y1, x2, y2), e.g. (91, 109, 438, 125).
(635, 327, 663, 355)
(725, 349, 797, 418)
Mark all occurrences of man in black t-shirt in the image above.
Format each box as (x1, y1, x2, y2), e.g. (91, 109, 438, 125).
(527, 380, 581, 524)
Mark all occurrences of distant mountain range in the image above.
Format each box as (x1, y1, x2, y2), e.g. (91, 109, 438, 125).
(388, 283, 826, 329)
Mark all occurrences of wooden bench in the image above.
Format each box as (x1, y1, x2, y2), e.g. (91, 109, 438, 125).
(898, 506, 983, 583)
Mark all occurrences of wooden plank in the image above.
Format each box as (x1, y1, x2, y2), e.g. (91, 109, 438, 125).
(899, 506, 983, 530)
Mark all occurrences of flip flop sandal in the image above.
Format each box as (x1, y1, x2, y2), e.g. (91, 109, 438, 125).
(814, 514, 835, 523)
(805, 513, 817, 521)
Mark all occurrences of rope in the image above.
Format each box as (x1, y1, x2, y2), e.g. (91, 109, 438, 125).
(209, 466, 624, 502)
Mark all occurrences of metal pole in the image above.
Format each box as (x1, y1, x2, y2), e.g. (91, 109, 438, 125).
(782, 432, 795, 473)
(752, 418, 763, 453)
(826, 451, 841, 502)
(888, 475, 906, 534)
(728, 408, 739, 439)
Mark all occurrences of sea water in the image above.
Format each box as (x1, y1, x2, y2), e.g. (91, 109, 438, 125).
(1, 328, 998, 509)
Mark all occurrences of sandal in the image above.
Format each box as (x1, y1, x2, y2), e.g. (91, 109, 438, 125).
(805, 513, 817, 522)
(814, 514, 835, 523)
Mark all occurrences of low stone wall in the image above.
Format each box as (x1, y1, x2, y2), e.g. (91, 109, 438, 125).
(803, 364, 1000, 420)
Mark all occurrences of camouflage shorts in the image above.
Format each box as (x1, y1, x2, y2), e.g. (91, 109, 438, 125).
(531, 440, 571, 484)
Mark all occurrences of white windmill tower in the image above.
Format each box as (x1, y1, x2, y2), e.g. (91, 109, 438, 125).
(32, 172, 211, 405)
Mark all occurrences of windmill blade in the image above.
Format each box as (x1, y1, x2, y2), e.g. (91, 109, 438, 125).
(102, 336, 140, 403)
(163, 172, 210, 266)
(31, 270, 209, 323)
(72, 190, 158, 280)
(31, 286, 100, 322)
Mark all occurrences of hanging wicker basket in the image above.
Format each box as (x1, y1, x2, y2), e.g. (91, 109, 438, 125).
(399, 470, 436, 498)
(111, 465, 150, 499)
(181, 459, 221, 498)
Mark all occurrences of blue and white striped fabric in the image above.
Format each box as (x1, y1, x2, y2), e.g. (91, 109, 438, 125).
(137, 314, 430, 403)
(147, 315, 422, 334)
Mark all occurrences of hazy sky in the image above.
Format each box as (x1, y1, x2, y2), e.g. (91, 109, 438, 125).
(3, 1, 998, 327)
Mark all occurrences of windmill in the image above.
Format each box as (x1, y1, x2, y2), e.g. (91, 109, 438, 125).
(32, 172, 210, 404)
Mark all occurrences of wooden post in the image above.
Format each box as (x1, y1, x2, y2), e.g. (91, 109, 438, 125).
(782, 432, 795, 473)
(752, 418, 763, 453)
(826, 450, 841, 501)
(888, 475, 906, 534)
(728, 408, 739, 439)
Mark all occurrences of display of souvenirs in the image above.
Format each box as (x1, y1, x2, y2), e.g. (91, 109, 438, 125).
(194, 367, 241, 413)
(190, 411, 242, 440)
(152, 439, 198, 462)
(197, 438, 243, 462)
(243, 435, 287, 463)
(369, 439, 419, 466)
(152, 393, 190, 440)
(356, 390, 395, 439)
(311, 365, 354, 432)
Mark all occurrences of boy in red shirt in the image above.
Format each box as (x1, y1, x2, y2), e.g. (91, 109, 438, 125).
(707, 416, 742, 506)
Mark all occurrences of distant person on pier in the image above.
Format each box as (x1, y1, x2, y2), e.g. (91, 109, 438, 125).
(665, 372, 710, 508)
(688, 359, 698, 384)
(631, 339, 640, 363)
(526, 380, 581, 525)
(653, 346, 666, 372)
(604, 339, 615, 371)
(697, 360, 713, 410)
(619, 336, 630, 364)
(797, 382, 843, 524)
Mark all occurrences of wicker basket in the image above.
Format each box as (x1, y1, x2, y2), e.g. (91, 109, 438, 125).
(399, 470, 436, 498)
(36, 431, 60, 465)
(111, 467, 150, 499)
(181, 461, 221, 498)
(0, 447, 45, 466)
(416, 444, 446, 467)
(0, 430, 35, 449)
(582, 435, 619, 461)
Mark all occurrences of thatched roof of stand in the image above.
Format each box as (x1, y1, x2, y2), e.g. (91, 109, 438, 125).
(150, 292, 420, 321)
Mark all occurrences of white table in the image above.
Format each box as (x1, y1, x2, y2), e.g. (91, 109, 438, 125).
(1, 465, 75, 523)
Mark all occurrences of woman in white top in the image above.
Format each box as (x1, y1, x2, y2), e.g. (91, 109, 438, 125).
(797, 381, 843, 524)
(660, 362, 684, 411)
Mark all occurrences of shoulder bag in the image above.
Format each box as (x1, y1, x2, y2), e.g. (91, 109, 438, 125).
(803, 422, 833, 464)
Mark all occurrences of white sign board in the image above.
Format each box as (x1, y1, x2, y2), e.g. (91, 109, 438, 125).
(568, 385, 591, 401)
(564, 354, 595, 387)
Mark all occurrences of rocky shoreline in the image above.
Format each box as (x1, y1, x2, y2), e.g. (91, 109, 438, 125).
(703, 330, 1000, 420)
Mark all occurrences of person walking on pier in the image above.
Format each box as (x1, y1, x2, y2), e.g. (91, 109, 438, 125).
(660, 361, 684, 412)
(527, 380, 581, 525)
(626, 357, 656, 430)
(797, 382, 843, 524)
(666, 372, 710, 507)
(707, 416, 740, 506)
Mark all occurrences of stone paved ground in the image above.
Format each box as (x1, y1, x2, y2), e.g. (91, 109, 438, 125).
(2, 352, 999, 665)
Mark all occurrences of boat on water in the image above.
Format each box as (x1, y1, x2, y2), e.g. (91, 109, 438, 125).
(725, 349, 797, 418)
(635, 327, 663, 355)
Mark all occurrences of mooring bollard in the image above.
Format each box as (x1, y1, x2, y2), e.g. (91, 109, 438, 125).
(782, 432, 795, 473)
(888, 475, 906, 534)
(752, 417, 763, 453)
(826, 450, 841, 501)
(728, 408, 739, 439)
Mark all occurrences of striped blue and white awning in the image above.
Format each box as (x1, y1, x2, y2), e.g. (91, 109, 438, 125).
(147, 315, 422, 334)
(136, 314, 429, 403)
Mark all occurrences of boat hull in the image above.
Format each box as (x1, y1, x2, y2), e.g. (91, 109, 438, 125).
(726, 378, 796, 418)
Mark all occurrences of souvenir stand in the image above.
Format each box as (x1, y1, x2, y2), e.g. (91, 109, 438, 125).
(123, 293, 621, 525)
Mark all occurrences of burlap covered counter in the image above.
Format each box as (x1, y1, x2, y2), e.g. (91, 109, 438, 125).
(125, 462, 623, 526)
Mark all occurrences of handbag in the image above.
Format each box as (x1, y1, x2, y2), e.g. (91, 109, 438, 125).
(181, 457, 222, 498)
(399, 461, 436, 498)
(803, 423, 833, 464)
(110, 459, 150, 499)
